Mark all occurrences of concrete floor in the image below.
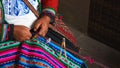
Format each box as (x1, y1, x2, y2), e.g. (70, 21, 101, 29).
(69, 27, 120, 68)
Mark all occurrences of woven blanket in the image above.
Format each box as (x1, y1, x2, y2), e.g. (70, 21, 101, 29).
(0, 37, 87, 68)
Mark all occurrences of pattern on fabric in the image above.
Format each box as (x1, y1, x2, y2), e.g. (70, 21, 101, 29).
(25, 38, 84, 68)
(19, 43, 65, 68)
(3, 0, 37, 16)
(0, 37, 87, 68)
(52, 17, 77, 46)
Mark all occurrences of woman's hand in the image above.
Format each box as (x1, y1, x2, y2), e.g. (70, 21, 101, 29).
(14, 25, 32, 42)
(33, 15, 50, 38)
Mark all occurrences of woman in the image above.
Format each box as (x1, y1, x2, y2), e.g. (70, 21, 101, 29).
(0, 0, 87, 68)
(0, 0, 58, 42)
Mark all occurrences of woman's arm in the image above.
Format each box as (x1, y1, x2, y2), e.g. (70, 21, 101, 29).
(33, 0, 58, 38)
(41, 0, 58, 22)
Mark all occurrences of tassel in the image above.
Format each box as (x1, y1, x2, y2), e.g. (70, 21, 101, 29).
(59, 38, 67, 61)
(46, 38, 51, 44)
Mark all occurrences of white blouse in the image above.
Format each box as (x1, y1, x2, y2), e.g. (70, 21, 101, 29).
(3, 0, 39, 28)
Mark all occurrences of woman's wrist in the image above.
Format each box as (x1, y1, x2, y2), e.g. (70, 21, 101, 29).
(40, 11, 55, 24)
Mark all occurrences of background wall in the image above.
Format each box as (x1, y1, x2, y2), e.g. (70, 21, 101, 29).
(58, 0, 90, 34)
(58, 0, 120, 51)
(88, 0, 120, 51)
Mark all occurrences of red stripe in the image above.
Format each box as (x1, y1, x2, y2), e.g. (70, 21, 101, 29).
(0, 55, 18, 63)
(0, 48, 18, 56)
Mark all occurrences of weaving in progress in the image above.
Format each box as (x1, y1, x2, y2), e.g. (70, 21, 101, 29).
(0, 37, 87, 68)
(0, 0, 88, 68)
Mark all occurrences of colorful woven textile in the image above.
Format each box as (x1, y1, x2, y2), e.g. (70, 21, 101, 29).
(0, 37, 87, 68)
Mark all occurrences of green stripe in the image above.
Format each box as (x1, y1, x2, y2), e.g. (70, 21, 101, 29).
(0, 0, 5, 22)
(0, 42, 20, 51)
(0, 1, 2, 7)
(37, 0, 42, 14)
(0, 28, 2, 41)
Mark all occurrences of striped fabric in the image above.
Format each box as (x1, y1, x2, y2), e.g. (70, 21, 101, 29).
(0, 37, 87, 68)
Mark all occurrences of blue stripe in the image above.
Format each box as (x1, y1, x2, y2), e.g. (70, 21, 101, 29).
(0, 60, 16, 67)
